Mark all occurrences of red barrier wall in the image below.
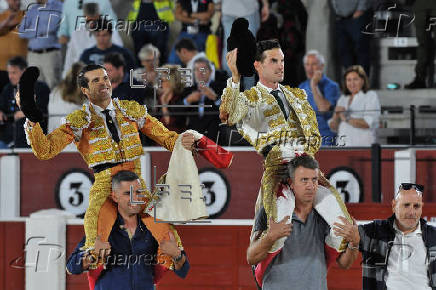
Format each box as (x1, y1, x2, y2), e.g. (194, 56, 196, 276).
(0, 222, 25, 290)
(17, 148, 436, 218)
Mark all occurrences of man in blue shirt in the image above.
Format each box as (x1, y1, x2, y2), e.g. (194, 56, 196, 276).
(18, 0, 63, 89)
(80, 18, 137, 72)
(66, 170, 190, 290)
(299, 50, 340, 146)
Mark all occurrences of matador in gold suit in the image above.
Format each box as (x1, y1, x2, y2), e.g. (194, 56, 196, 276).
(220, 39, 352, 253)
(19, 65, 195, 270)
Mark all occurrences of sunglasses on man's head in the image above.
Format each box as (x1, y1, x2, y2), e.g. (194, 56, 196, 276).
(399, 183, 424, 193)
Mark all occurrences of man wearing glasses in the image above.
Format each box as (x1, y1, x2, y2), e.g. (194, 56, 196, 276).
(334, 183, 436, 290)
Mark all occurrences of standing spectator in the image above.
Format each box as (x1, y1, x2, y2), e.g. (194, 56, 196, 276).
(18, 0, 63, 89)
(66, 171, 190, 290)
(128, 0, 174, 65)
(329, 65, 380, 147)
(103, 52, 146, 104)
(336, 183, 436, 290)
(305, 0, 336, 80)
(167, 0, 215, 65)
(79, 19, 137, 71)
(276, 0, 307, 86)
(180, 57, 225, 142)
(247, 155, 358, 289)
(220, 0, 269, 90)
(331, 0, 372, 75)
(48, 62, 86, 151)
(57, 0, 116, 45)
(0, 0, 27, 71)
(62, 3, 123, 79)
(0, 56, 49, 148)
(405, 0, 436, 89)
(299, 50, 340, 146)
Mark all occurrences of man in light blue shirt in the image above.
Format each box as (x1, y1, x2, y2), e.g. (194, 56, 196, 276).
(19, 0, 62, 88)
(299, 50, 340, 146)
(57, 0, 116, 44)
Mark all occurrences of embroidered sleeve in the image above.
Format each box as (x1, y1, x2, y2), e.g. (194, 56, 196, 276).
(25, 122, 75, 160)
(140, 115, 179, 152)
(220, 78, 258, 126)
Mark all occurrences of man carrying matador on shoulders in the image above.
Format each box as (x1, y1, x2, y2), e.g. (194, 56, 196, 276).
(219, 18, 353, 279)
(15, 63, 233, 278)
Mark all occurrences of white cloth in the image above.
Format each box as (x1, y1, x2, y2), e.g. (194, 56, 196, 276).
(147, 131, 208, 221)
(62, 29, 123, 78)
(330, 90, 380, 146)
(385, 222, 431, 290)
(272, 184, 348, 252)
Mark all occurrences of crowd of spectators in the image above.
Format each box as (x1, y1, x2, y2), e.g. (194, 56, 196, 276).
(0, 0, 427, 148)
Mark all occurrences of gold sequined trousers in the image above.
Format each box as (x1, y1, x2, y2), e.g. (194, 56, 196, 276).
(83, 159, 146, 249)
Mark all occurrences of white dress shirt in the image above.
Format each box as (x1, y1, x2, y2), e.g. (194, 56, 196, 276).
(385, 221, 431, 290)
(90, 100, 122, 140)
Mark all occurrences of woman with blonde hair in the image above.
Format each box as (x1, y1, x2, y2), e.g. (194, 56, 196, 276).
(48, 62, 87, 133)
(329, 65, 380, 146)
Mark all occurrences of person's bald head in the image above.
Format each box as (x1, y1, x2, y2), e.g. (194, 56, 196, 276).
(392, 187, 423, 234)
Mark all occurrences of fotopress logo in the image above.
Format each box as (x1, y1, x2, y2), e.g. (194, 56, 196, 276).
(10, 236, 65, 272)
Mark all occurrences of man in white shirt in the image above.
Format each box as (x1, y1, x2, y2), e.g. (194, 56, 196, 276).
(339, 183, 436, 290)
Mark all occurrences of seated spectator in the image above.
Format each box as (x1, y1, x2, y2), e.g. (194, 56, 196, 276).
(133, 44, 160, 87)
(80, 18, 137, 72)
(174, 38, 208, 74)
(180, 57, 225, 142)
(0, 56, 49, 148)
(299, 50, 340, 146)
(103, 52, 146, 104)
(167, 0, 215, 65)
(18, 0, 63, 89)
(48, 62, 86, 134)
(132, 44, 160, 112)
(57, 0, 117, 45)
(62, 3, 123, 79)
(329, 65, 380, 147)
(158, 64, 186, 133)
(0, 0, 27, 71)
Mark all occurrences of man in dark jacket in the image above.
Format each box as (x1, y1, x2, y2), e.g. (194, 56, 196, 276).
(0, 56, 49, 148)
(180, 57, 226, 143)
(336, 182, 436, 290)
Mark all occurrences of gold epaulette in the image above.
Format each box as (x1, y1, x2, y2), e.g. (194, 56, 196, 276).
(243, 87, 260, 104)
(65, 108, 90, 130)
(284, 86, 307, 100)
(116, 99, 147, 121)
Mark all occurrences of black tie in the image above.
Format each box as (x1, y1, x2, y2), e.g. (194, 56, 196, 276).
(102, 109, 120, 143)
(271, 90, 287, 119)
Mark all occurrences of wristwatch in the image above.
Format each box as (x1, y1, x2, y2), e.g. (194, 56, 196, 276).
(173, 251, 184, 262)
(347, 242, 359, 251)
